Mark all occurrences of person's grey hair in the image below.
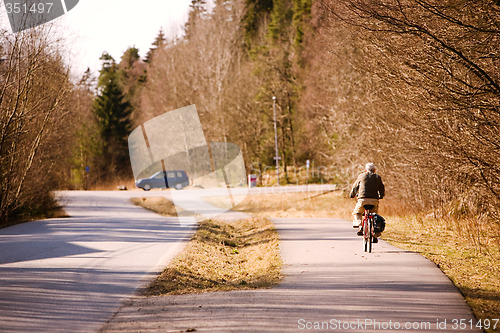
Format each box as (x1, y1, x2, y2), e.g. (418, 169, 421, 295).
(365, 163, 376, 173)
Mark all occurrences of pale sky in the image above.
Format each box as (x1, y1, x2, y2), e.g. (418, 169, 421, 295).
(1, 0, 193, 77)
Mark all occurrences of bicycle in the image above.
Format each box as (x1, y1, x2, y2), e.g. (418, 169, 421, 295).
(361, 204, 376, 253)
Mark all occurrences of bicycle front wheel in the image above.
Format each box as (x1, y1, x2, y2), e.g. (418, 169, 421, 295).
(363, 220, 369, 252)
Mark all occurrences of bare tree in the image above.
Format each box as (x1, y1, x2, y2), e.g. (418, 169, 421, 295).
(141, 0, 247, 141)
(0, 27, 72, 224)
(308, 0, 499, 219)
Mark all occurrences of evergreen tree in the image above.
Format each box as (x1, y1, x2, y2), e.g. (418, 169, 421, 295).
(120, 46, 140, 69)
(145, 31, 166, 63)
(267, 0, 293, 43)
(118, 47, 147, 126)
(243, 0, 274, 46)
(93, 52, 132, 179)
(118, 47, 145, 99)
(292, 0, 312, 48)
(257, 0, 305, 180)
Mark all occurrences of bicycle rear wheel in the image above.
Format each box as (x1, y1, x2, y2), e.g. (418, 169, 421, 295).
(368, 218, 373, 253)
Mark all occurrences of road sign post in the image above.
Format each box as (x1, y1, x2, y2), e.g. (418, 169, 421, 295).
(306, 159, 310, 198)
(85, 166, 89, 191)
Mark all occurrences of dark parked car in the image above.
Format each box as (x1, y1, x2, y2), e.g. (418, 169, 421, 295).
(135, 170, 189, 191)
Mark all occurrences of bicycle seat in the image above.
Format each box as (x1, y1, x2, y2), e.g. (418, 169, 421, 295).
(363, 205, 375, 210)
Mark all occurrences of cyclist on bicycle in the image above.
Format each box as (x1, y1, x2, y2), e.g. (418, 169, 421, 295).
(350, 163, 385, 241)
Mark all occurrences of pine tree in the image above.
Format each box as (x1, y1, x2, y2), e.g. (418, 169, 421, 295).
(120, 47, 140, 69)
(268, 0, 292, 43)
(243, 0, 274, 42)
(93, 52, 132, 179)
(292, 0, 312, 48)
(145, 31, 166, 63)
(118, 47, 146, 120)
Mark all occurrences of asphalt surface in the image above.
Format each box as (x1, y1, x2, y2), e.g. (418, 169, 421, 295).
(102, 218, 479, 333)
(0, 191, 196, 332)
(0, 188, 479, 332)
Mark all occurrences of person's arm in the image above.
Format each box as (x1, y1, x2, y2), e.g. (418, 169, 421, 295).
(350, 179, 360, 198)
(378, 176, 385, 199)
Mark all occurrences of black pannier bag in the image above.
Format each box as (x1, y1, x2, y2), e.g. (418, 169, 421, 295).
(373, 214, 386, 233)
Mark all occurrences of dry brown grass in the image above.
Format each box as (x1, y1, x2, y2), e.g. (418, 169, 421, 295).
(144, 217, 282, 295)
(231, 190, 353, 220)
(131, 197, 282, 295)
(130, 197, 178, 216)
(232, 190, 413, 220)
(88, 178, 137, 191)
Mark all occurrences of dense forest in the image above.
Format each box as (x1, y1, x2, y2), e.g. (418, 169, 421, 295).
(1, 0, 499, 243)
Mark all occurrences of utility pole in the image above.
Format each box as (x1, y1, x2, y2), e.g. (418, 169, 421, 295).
(273, 96, 280, 185)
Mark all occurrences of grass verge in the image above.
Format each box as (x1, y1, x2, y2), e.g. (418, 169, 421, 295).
(229, 190, 352, 220)
(0, 202, 69, 229)
(132, 197, 282, 295)
(130, 197, 178, 217)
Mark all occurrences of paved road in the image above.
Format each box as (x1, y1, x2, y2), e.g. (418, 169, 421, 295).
(0, 191, 196, 332)
(0, 186, 326, 332)
(102, 218, 479, 333)
(0, 188, 479, 332)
